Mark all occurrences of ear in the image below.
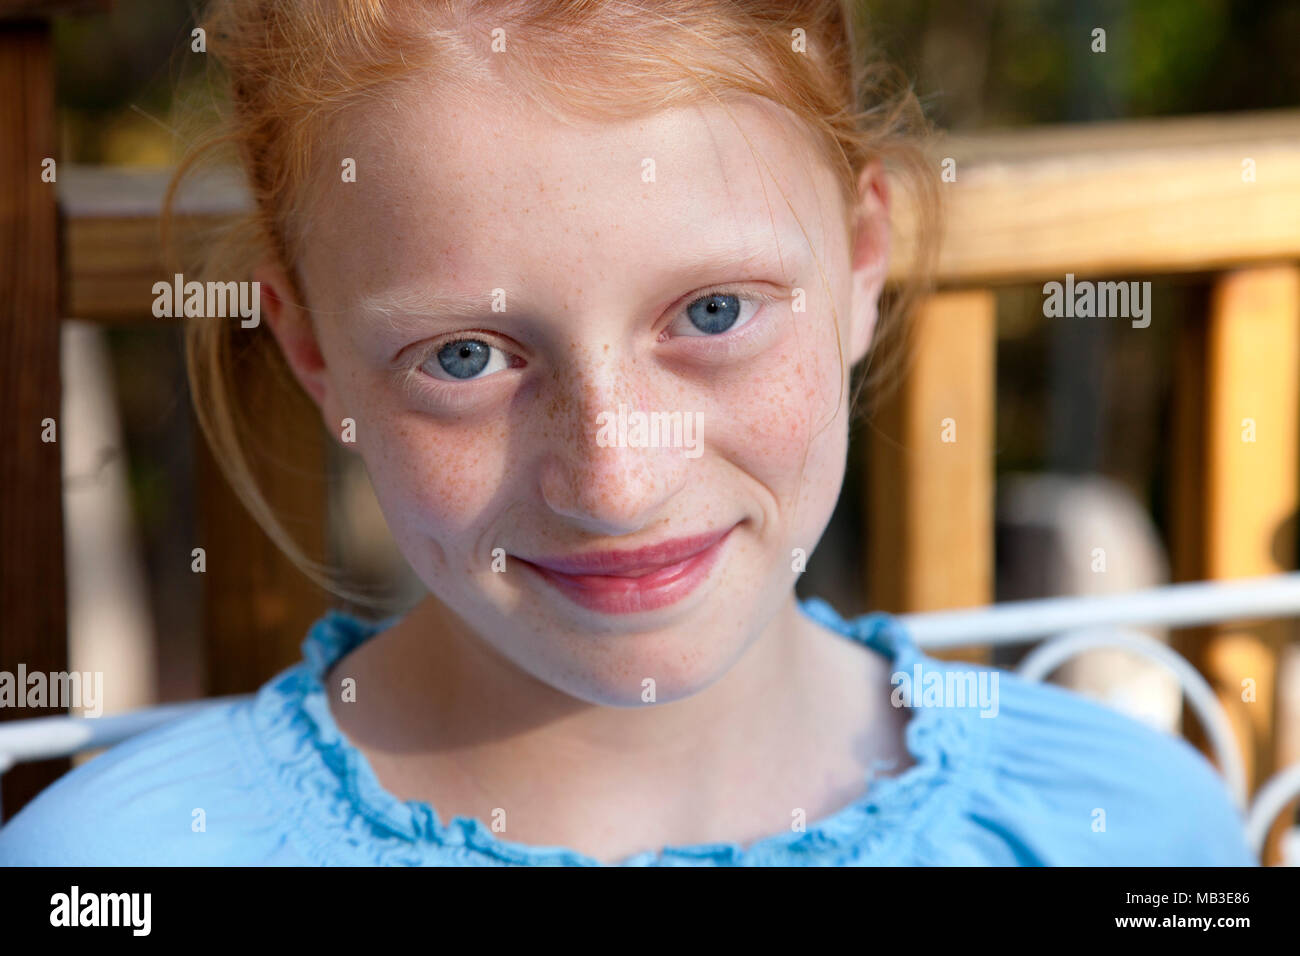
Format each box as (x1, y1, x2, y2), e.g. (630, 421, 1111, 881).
(847, 159, 891, 366)
(255, 263, 351, 450)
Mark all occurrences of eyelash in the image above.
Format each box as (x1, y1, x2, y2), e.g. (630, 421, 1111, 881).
(402, 285, 782, 394)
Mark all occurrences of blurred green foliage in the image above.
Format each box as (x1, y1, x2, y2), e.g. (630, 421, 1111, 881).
(860, 0, 1299, 127)
(55, 0, 204, 165)
(55, 0, 1299, 165)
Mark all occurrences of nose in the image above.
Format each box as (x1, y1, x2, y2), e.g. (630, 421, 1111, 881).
(537, 360, 694, 537)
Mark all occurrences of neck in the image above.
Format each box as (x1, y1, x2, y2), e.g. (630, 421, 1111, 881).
(326, 591, 893, 859)
(333, 591, 822, 751)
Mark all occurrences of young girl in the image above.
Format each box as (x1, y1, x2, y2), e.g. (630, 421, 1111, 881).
(1, 0, 1254, 866)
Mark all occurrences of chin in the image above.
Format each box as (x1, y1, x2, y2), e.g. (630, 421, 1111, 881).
(542, 622, 754, 708)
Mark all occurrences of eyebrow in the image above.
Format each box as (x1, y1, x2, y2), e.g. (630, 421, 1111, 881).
(357, 287, 495, 337)
(355, 229, 812, 334)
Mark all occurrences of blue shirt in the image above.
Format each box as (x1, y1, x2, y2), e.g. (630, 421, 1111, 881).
(0, 598, 1257, 865)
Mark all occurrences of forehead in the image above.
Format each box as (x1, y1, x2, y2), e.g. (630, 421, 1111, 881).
(301, 79, 845, 305)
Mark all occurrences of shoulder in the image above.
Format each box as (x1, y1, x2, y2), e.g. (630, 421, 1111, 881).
(0, 691, 307, 866)
(935, 655, 1257, 866)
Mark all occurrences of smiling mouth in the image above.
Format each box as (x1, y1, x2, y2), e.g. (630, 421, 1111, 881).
(514, 525, 736, 614)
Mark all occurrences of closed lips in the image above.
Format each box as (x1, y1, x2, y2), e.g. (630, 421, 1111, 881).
(514, 526, 735, 615)
(521, 528, 732, 577)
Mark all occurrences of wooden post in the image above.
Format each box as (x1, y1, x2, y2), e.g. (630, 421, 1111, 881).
(866, 289, 996, 660)
(0, 17, 68, 820)
(1172, 264, 1300, 865)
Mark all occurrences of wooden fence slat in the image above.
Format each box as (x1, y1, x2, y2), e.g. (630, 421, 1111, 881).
(892, 110, 1300, 284)
(1275, 643, 1300, 863)
(1174, 263, 1300, 865)
(866, 289, 995, 660)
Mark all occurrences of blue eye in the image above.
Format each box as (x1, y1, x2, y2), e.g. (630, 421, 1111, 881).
(686, 293, 742, 334)
(424, 339, 508, 381)
(439, 340, 490, 377)
(669, 290, 767, 339)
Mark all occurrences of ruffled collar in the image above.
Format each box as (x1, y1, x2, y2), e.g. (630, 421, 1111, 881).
(248, 598, 987, 866)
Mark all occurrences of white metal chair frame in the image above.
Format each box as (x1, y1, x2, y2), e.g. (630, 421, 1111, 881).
(898, 572, 1300, 861)
(2, 572, 1299, 862)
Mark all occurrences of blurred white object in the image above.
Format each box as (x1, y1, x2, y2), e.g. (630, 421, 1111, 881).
(61, 320, 157, 725)
(997, 473, 1181, 733)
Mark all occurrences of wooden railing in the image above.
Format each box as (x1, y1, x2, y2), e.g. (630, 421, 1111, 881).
(872, 109, 1300, 622)
(867, 109, 1300, 866)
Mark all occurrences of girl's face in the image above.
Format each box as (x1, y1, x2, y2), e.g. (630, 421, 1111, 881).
(268, 78, 889, 706)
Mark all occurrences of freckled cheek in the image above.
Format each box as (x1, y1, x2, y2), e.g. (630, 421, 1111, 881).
(359, 418, 514, 541)
(708, 317, 844, 470)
